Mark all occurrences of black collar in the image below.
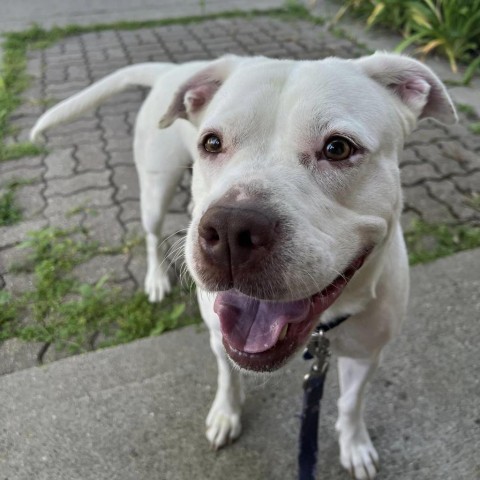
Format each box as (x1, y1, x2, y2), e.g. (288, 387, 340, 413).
(317, 314, 351, 333)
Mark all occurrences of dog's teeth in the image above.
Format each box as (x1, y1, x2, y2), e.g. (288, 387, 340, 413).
(279, 324, 288, 341)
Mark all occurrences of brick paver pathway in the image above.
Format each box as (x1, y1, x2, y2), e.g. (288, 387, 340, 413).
(1, 15, 479, 374)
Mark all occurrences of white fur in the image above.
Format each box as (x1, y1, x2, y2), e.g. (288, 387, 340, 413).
(31, 53, 456, 478)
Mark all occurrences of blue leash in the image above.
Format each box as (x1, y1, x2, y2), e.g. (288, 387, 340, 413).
(298, 315, 350, 480)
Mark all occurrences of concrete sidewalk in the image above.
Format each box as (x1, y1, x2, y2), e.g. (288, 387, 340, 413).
(1, 249, 479, 480)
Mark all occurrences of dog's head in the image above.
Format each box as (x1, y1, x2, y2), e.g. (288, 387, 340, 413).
(160, 53, 456, 372)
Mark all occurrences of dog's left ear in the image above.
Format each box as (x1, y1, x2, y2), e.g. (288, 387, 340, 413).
(356, 53, 457, 124)
(159, 56, 239, 128)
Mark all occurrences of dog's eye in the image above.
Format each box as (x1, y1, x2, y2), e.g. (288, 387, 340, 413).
(203, 134, 222, 153)
(323, 137, 353, 161)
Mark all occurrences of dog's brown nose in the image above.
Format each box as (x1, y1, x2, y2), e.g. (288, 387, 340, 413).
(198, 204, 277, 273)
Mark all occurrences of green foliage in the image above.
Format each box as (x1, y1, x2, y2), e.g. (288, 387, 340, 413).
(1, 227, 199, 353)
(404, 219, 480, 265)
(336, 0, 480, 78)
(456, 103, 477, 118)
(0, 189, 22, 226)
(0, 177, 37, 226)
(468, 122, 480, 134)
(1, 142, 46, 162)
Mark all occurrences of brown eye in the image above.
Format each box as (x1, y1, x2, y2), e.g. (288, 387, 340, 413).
(323, 137, 353, 161)
(203, 134, 222, 153)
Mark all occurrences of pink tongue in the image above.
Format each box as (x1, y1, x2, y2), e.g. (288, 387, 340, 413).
(214, 290, 311, 354)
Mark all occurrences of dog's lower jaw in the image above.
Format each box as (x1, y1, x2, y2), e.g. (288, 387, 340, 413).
(215, 248, 372, 372)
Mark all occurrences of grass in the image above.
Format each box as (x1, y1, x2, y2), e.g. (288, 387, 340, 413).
(335, 0, 480, 81)
(456, 103, 477, 118)
(0, 189, 22, 226)
(1, 227, 199, 352)
(0, 177, 38, 226)
(404, 219, 480, 265)
(468, 122, 480, 135)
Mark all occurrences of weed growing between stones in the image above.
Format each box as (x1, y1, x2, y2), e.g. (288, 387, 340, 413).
(0, 189, 22, 226)
(0, 227, 200, 354)
(0, 177, 38, 226)
(404, 219, 480, 265)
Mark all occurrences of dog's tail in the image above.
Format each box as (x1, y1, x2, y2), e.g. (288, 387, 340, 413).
(30, 63, 172, 142)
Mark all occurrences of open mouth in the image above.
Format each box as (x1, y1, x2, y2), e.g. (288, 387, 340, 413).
(213, 250, 371, 372)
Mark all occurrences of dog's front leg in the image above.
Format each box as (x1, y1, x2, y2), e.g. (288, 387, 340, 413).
(135, 126, 192, 302)
(336, 354, 380, 480)
(198, 289, 244, 449)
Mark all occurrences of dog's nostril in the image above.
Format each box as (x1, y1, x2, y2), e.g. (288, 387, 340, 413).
(237, 230, 254, 248)
(203, 226, 220, 243)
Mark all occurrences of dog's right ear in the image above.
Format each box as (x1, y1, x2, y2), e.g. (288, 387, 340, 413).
(159, 56, 239, 128)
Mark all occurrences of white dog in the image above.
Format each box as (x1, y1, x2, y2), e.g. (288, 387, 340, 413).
(31, 53, 456, 479)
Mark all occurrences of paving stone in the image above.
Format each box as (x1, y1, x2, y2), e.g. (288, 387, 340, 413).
(403, 185, 453, 224)
(106, 136, 134, 153)
(47, 118, 100, 136)
(426, 180, 476, 222)
(44, 79, 91, 97)
(0, 155, 43, 174)
(126, 246, 146, 288)
(44, 187, 114, 217)
(83, 206, 124, 246)
(123, 219, 144, 241)
(109, 150, 134, 166)
(451, 170, 480, 195)
(9, 114, 38, 130)
(44, 147, 76, 179)
(119, 199, 141, 223)
(0, 218, 48, 249)
(14, 127, 35, 143)
(0, 339, 43, 376)
(99, 102, 141, 118)
(163, 213, 190, 238)
(71, 254, 130, 284)
(400, 161, 441, 187)
(437, 140, 480, 172)
(45, 171, 110, 197)
(74, 143, 109, 172)
(45, 66, 67, 83)
(169, 187, 191, 213)
(407, 127, 448, 146)
(48, 213, 86, 231)
(41, 344, 73, 365)
(3, 272, 36, 296)
(15, 183, 46, 219)
(66, 64, 90, 82)
(0, 166, 44, 185)
(0, 245, 31, 274)
(46, 129, 102, 148)
(401, 208, 422, 232)
(10, 102, 45, 117)
(112, 165, 140, 201)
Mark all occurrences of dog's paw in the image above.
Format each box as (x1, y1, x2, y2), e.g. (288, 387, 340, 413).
(337, 421, 379, 479)
(205, 401, 242, 450)
(144, 267, 171, 302)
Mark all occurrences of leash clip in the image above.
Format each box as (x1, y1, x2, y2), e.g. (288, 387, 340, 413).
(303, 330, 330, 387)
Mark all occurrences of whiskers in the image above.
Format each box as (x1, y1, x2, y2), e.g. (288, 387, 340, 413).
(155, 229, 196, 297)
